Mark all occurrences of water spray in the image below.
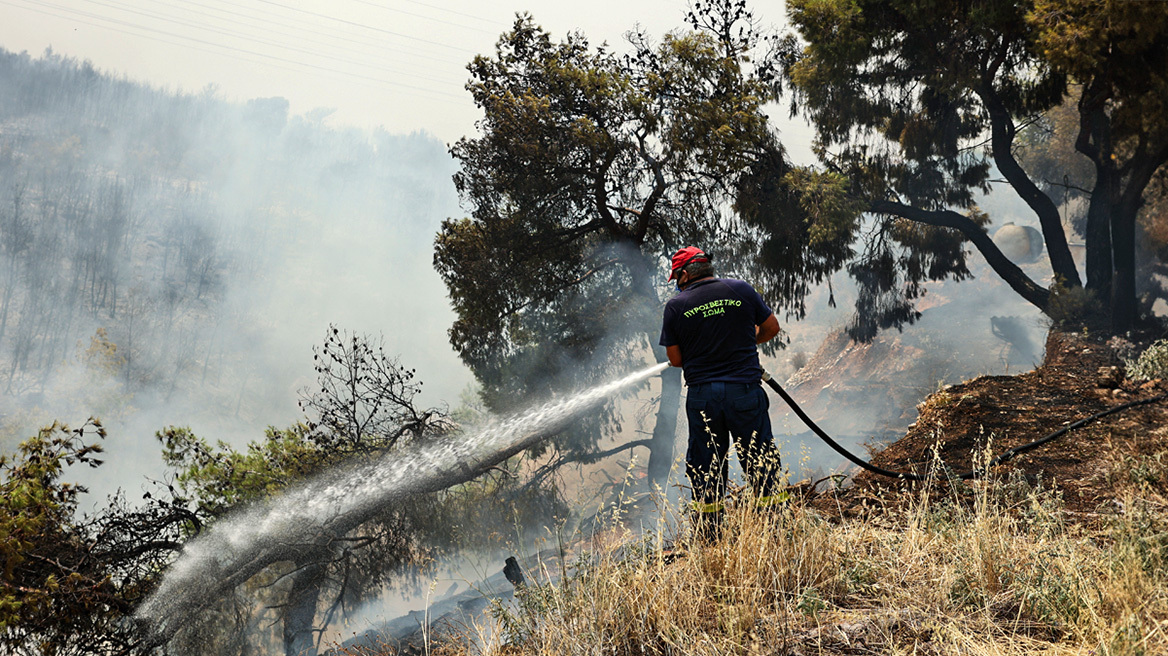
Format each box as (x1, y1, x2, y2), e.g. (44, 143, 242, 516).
(136, 361, 669, 646)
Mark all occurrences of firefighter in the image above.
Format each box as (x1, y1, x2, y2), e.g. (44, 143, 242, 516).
(659, 246, 785, 541)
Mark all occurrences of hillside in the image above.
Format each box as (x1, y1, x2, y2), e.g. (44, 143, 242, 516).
(838, 330, 1168, 517)
(0, 48, 467, 473)
(335, 330, 1168, 656)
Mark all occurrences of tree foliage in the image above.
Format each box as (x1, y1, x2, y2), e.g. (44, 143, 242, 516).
(782, 0, 1168, 333)
(153, 327, 560, 656)
(0, 329, 562, 656)
(436, 1, 861, 482)
(0, 420, 189, 656)
(438, 8, 777, 378)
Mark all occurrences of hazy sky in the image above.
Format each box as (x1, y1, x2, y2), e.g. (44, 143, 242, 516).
(0, 0, 795, 145)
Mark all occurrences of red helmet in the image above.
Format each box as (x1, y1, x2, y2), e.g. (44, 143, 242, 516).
(667, 246, 710, 281)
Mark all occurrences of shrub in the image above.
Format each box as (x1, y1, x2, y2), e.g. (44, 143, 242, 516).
(1125, 339, 1168, 381)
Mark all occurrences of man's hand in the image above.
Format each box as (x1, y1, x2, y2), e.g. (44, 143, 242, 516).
(666, 344, 683, 367)
(756, 314, 780, 345)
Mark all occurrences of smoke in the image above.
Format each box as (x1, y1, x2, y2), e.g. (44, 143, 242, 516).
(0, 42, 1092, 654)
(136, 362, 668, 645)
(0, 48, 472, 501)
(765, 192, 1053, 483)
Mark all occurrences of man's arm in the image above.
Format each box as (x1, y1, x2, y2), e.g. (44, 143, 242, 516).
(756, 313, 780, 345)
(666, 345, 683, 367)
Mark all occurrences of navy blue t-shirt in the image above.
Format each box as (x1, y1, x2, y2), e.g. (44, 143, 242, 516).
(659, 277, 773, 386)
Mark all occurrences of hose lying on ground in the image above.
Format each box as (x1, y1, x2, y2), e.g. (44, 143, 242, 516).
(761, 370, 1168, 482)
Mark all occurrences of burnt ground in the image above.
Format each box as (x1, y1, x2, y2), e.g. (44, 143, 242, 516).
(807, 330, 1168, 519)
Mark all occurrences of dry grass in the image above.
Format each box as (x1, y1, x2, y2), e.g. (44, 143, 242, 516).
(338, 453, 1168, 656)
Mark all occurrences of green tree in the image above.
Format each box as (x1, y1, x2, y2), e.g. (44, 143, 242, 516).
(155, 424, 450, 656)
(436, 2, 858, 485)
(1017, 93, 1168, 318)
(782, 0, 1168, 333)
(151, 328, 561, 656)
(0, 420, 190, 656)
(0, 329, 559, 656)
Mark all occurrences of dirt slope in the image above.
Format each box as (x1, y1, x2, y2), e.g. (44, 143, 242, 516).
(819, 330, 1168, 516)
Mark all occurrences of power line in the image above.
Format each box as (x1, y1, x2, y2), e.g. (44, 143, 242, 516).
(248, 0, 477, 55)
(154, 0, 473, 67)
(1, 0, 316, 82)
(3, 0, 469, 102)
(342, 0, 497, 35)
(396, 0, 501, 26)
(66, 0, 468, 91)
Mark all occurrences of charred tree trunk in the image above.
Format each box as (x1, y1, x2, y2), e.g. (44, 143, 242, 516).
(1083, 102, 1115, 297)
(647, 349, 682, 487)
(870, 200, 1051, 312)
(628, 250, 679, 490)
(1084, 188, 1113, 296)
(283, 555, 325, 656)
(980, 82, 1082, 289)
(1110, 210, 1138, 332)
(1071, 79, 1168, 334)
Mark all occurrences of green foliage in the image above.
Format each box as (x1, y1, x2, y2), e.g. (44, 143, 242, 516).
(1029, 0, 1168, 142)
(438, 2, 864, 463)
(157, 418, 564, 655)
(1125, 339, 1168, 382)
(441, 8, 778, 374)
(782, 0, 1168, 333)
(795, 587, 826, 617)
(0, 419, 187, 655)
(158, 424, 326, 516)
(735, 156, 864, 322)
(153, 328, 567, 654)
(1, 423, 106, 646)
(1104, 450, 1168, 492)
(785, 0, 1019, 206)
(1046, 281, 1103, 328)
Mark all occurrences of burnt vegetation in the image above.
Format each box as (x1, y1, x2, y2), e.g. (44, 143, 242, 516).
(3, 0, 1168, 655)
(3, 327, 562, 656)
(0, 46, 453, 441)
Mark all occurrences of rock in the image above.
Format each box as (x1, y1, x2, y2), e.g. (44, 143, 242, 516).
(1096, 366, 1124, 389)
(992, 223, 1044, 263)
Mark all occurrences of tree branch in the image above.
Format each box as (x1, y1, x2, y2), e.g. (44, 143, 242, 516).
(1120, 140, 1168, 218)
(498, 259, 619, 317)
(976, 80, 1081, 288)
(634, 133, 667, 244)
(871, 199, 1051, 311)
(521, 438, 654, 494)
(593, 152, 624, 238)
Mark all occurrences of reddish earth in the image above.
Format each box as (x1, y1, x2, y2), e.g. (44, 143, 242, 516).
(807, 330, 1168, 518)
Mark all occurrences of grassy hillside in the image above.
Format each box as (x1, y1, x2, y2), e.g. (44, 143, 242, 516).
(335, 466, 1167, 656)
(336, 332, 1168, 656)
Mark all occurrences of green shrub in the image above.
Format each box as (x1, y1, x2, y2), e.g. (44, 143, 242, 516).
(1125, 339, 1168, 381)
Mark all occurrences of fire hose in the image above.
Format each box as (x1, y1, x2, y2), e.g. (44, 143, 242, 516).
(760, 369, 1168, 482)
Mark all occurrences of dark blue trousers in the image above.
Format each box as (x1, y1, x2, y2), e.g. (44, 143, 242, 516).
(684, 381, 783, 510)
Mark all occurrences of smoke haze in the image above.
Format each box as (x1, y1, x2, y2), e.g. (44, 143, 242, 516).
(0, 48, 471, 500)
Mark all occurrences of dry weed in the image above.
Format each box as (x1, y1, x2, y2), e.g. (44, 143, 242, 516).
(339, 456, 1168, 656)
